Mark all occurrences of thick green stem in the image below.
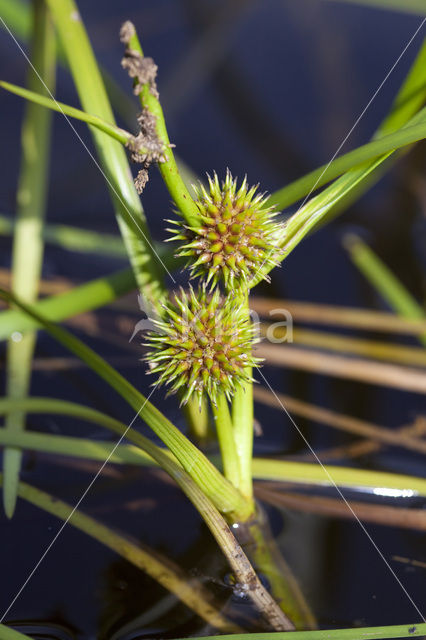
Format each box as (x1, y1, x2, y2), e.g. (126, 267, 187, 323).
(0, 289, 253, 522)
(212, 394, 243, 490)
(122, 23, 201, 229)
(231, 290, 254, 499)
(3, 0, 55, 519)
(183, 394, 210, 442)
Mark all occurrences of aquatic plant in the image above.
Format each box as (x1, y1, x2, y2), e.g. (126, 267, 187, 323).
(0, 0, 425, 637)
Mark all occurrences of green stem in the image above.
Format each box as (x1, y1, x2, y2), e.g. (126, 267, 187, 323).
(3, 0, 56, 519)
(1, 396, 425, 497)
(0, 401, 291, 629)
(237, 507, 316, 629)
(267, 118, 426, 212)
(45, 0, 166, 314)
(123, 23, 201, 229)
(183, 394, 210, 442)
(0, 288, 253, 522)
(0, 474, 239, 633)
(323, 0, 426, 15)
(232, 291, 254, 499)
(344, 234, 426, 346)
(211, 394, 242, 490)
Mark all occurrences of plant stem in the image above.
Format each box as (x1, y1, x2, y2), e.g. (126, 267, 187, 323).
(45, 0, 167, 314)
(231, 291, 254, 499)
(236, 506, 316, 629)
(0, 267, 136, 340)
(2, 395, 426, 496)
(183, 394, 210, 442)
(0, 288, 253, 522)
(122, 24, 201, 230)
(3, 0, 55, 519)
(212, 394, 242, 490)
(1, 400, 294, 630)
(0, 474, 240, 633)
(343, 234, 426, 346)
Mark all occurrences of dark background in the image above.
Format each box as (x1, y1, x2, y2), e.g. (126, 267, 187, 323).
(0, 1, 425, 638)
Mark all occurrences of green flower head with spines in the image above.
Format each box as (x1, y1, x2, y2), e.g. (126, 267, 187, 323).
(143, 286, 262, 406)
(167, 171, 284, 289)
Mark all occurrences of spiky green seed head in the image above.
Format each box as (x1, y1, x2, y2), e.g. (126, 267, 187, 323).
(167, 171, 284, 289)
(143, 286, 262, 406)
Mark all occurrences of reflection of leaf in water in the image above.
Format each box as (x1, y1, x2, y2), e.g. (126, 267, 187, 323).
(97, 525, 229, 640)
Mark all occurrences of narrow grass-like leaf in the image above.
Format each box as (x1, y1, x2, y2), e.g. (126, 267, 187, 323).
(3, 0, 55, 519)
(268, 118, 426, 211)
(0, 289, 253, 521)
(0, 80, 134, 147)
(0, 474, 239, 632)
(344, 234, 426, 346)
(251, 458, 426, 497)
(45, 0, 167, 313)
(231, 293, 254, 499)
(174, 622, 426, 640)
(323, 0, 426, 16)
(0, 427, 154, 466)
(0, 214, 177, 267)
(0, 625, 33, 640)
(1, 397, 425, 500)
(0, 267, 136, 341)
(256, 40, 426, 285)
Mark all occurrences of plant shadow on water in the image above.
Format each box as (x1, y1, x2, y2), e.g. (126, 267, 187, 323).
(0, 0, 426, 639)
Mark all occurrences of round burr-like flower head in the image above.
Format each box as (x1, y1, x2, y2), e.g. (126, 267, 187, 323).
(168, 171, 284, 289)
(144, 286, 261, 406)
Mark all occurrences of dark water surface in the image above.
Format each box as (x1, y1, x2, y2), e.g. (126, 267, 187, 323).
(0, 1, 425, 637)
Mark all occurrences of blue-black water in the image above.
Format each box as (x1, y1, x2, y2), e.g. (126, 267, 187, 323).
(0, 1, 425, 638)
